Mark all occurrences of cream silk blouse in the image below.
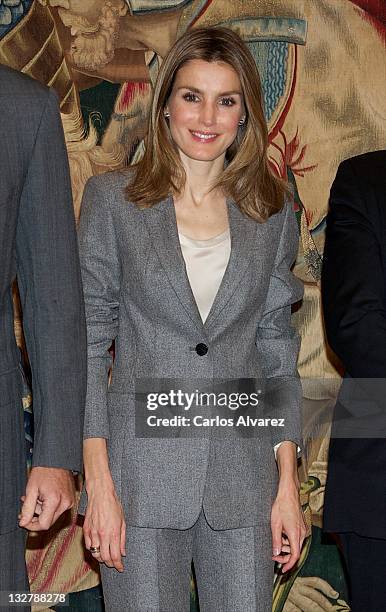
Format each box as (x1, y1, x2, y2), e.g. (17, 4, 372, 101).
(178, 228, 231, 324)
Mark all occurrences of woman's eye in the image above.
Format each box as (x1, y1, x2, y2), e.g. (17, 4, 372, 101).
(183, 92, 199, 102)
(220, 97, 236, 106)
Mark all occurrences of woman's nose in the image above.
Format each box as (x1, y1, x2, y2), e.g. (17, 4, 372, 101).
(200, 102, 216, 126)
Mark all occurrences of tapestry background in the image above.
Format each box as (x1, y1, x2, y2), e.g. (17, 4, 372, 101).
(1, 0, 385, 610)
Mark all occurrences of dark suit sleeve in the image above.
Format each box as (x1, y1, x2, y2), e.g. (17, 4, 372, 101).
(256, 201, 304, 451)
(322, 157, 386, 404)
(15, 87, 86, 472)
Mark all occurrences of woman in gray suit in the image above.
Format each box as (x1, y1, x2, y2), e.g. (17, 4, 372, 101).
(78, 27, 306, 612)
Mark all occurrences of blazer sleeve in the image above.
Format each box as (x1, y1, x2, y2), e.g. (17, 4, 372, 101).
(255, 200, 304, 452)
(77, 177, 121, 439)
(322, 158, 386, 405)
(15, 88, 86, 472)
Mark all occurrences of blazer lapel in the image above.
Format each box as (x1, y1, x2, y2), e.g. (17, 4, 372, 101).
(142, 194, 258, 332)
(142, 194, 205, 332)
(204, 198, 257, 328)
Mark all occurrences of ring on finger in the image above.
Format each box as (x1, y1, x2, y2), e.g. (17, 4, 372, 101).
(90, 545, 101, 554)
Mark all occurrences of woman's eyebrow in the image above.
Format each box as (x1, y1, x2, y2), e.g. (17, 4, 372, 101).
(176, 85, 242, 96)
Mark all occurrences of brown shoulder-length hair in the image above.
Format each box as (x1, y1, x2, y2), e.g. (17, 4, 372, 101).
(125, 26, 290, 221)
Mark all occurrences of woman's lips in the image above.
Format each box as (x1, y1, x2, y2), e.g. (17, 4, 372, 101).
(190, 130, 219, 143)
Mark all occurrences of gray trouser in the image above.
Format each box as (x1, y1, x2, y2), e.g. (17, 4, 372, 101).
(101, 507, 273, 612)
(0, 527, 29, 612)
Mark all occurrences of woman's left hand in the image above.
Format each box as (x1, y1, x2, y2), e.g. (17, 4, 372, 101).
(271, 480, 307, 573)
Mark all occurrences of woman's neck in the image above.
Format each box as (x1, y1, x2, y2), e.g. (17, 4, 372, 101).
(177, 150, 225, 206)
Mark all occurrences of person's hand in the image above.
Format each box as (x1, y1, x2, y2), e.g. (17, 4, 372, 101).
(19, 467, 75, 531)
(83, 480, 126, 572)
(271, 480, 307, 572)
(283, 576, 348, 611)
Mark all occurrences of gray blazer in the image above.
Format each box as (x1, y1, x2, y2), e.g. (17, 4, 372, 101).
(0, 64, 86, 534)
(78, 170, 303, 530)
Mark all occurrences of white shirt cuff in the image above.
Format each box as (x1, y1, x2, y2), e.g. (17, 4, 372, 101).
(273, 441, 302, 460)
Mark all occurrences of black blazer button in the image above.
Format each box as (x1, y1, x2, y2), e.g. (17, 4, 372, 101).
(195, 343, 208, 356)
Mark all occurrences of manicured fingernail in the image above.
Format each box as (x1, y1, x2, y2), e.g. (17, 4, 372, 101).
(273, 548, 280, 556)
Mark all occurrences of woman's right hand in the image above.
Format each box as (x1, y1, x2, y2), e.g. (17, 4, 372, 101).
(83, 480, 126, 572)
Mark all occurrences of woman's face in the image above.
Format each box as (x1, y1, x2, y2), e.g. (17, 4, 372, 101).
(165, 59, 245, 163)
